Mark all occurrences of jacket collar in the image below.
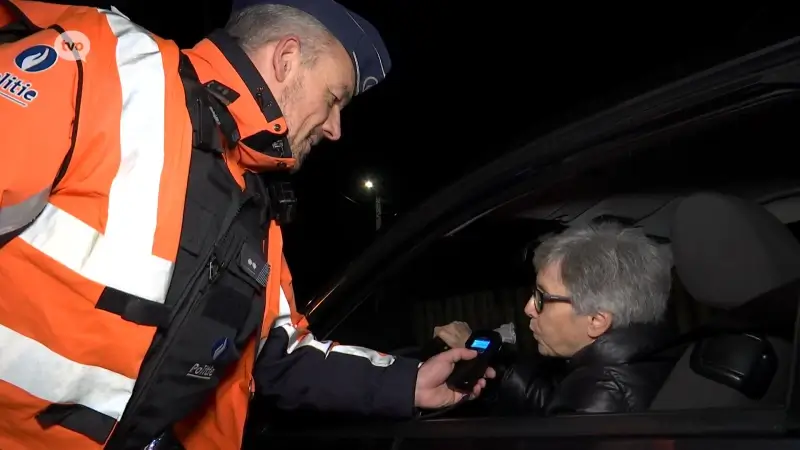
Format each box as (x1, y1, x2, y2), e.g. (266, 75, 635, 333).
(182, 32, 296, 173)
(567, 321, 676, 368)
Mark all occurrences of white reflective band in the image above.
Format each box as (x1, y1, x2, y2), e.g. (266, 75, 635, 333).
(102, 11, 166, 259)
(20, 204, 173, 302)
(0, 187, 49, 234)
(260, 287, 394, 367)
(19, 11, 173, 303)
(328, 344, 396, 367)
(280, 323, 307, 354)
(260, 287, 294, 356)
(0, 324, 135, 420)
(275, 322, 396, 367)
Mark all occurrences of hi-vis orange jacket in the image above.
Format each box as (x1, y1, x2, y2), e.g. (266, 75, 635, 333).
(0, 1, 419, 449)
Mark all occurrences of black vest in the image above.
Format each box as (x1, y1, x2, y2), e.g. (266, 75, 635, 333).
(107, 53, 284, 448)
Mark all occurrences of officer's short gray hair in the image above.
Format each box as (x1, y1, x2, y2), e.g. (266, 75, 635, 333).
(533, 222, 672, 328)
(225, 4, 335, 66)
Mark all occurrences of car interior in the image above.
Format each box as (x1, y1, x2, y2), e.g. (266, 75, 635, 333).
(249, 86, 800, 448)
(324, 100, 800, 416)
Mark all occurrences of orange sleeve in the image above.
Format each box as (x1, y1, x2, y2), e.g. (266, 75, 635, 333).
(0, 40, 81, 235)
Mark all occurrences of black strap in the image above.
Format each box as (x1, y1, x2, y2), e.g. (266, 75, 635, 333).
(178, 53, 240, 151)
(204, 30, 291, 158)
(178, 53, 291, 228)
(96, 287, 171, 328)
(206, 30, 284, 123)
(36, 403, 116, 444)
(267, 181, 296, 225)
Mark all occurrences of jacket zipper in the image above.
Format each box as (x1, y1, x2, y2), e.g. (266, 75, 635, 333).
(112, 186, 251, 443)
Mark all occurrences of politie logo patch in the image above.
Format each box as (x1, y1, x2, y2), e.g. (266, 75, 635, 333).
(1, 45, 55, 107)
(212, 337, 229, 361)
(14, 45, 58, 73)
(0, 71, 39, 107)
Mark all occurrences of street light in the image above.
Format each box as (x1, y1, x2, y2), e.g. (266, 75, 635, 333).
(363, 178, 381, 231)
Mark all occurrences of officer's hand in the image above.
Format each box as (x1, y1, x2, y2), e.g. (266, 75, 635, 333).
(414, 348, 496, 409)
(433, 321, 472, 348)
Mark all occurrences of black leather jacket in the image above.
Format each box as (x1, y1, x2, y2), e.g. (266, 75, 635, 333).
(487, 323, 677, 415)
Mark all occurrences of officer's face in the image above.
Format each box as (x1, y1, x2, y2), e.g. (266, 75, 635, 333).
(263, 37, 354, 170)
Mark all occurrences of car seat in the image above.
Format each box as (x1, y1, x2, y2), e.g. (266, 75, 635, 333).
(649, 192, 800, 410)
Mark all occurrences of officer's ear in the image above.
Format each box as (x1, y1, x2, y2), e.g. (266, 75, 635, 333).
(273, 35, 301, 83)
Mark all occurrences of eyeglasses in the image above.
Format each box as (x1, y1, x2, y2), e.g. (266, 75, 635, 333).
(531, 286, 571, 314)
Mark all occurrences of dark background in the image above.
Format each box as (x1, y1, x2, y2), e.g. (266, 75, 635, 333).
(61, 1, 800, 300)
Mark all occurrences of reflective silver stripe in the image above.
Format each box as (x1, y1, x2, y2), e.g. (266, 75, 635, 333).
(0, 187, 49, 234)
(274, 322, 396, 367)
(0, 324, 135, 419)
(326, 343, 396, 367)
(20, 203, 173, 302)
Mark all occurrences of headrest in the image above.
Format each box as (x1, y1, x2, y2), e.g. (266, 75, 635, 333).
(672, 192, 800, 309)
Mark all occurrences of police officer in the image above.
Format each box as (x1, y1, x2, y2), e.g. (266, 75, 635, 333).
(0, 0, 492, 449)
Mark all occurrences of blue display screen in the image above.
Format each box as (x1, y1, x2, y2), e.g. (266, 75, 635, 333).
(470, 338, 491, 352)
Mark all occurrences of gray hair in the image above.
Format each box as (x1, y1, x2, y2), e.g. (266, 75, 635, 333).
(225, 4, 336, 65)
(533, 223, 672, 328)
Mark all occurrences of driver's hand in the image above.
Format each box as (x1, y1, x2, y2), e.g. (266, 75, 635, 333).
(433, 321, 472, 348)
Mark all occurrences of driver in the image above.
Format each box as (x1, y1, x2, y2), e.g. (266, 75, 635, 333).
(434, 222, 678, 414)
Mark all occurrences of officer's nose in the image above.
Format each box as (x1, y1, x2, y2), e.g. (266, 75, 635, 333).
(322, 107, 342, 141)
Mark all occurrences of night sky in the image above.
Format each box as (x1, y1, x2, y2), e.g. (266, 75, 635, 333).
(60, 1, 800, 299)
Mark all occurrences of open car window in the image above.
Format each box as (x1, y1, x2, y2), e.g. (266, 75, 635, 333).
(330, 97, 800, 360)
(325, 218, 559, 356)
